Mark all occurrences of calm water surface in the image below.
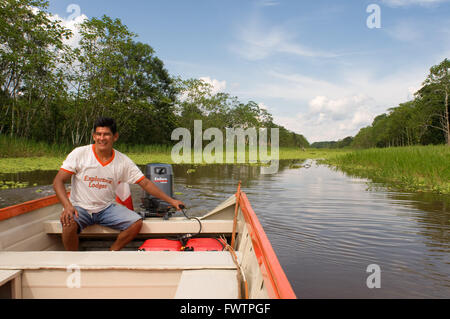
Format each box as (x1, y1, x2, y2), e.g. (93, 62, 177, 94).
(1, 160, 449, 298)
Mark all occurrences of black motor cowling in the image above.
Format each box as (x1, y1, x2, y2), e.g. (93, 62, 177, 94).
(140, 163, 175, 219)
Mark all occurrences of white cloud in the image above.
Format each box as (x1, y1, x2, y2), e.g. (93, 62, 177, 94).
(258, 0, 280, 7)
(41, 6, 88, 49)
(199, 76, 227, 95)
(385, 20, 423, 42)
(308, 94, 372, 121)
(57, 14, 88, 49)
(29, 5, 88, 49)
(274, 103, 377, 143)
(231, 17, 337, 61)
(381, 0, 449, 7)
(258, 102, 270, 111)
(237, 64, 430, 142)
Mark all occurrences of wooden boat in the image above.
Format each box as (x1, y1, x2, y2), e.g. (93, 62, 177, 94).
(0, 184, 296, 299)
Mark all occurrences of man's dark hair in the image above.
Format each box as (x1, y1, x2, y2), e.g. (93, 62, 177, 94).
(93, 117, 117, 134)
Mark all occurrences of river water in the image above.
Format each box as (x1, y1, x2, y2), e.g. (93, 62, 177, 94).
(0, 160, 449, 298)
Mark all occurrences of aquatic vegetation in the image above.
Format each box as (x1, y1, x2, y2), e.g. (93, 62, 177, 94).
(0, 157, 65, 173)
(0, 180, 30, 189)
(324, 145, 450, 195)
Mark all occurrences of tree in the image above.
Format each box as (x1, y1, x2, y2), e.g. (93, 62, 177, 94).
(0, 0, 72, 138)
(415, 58, 450, 145)
(351, 126, 374, 148)
(111, 41, 177, 144)
(65, 15, 137, 145)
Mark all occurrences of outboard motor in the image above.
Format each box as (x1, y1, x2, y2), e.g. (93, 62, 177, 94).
(140, 163, 175, 219)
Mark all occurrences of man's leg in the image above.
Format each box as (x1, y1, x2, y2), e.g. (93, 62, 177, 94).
(110, 219, 143, 251)
(96, 204, 143, 251)
(61, 206, 92, 251)
(62, 221, 79, 251)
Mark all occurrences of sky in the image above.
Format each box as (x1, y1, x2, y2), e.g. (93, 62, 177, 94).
(46, 0, 450, 143)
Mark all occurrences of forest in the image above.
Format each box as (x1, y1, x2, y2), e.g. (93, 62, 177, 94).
(351, 59, 450, 148)
(313, 57, 450, 150)
(0, 0, 309, 149)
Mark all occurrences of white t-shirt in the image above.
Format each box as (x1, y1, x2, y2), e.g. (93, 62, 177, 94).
(60, 144, 145, 213)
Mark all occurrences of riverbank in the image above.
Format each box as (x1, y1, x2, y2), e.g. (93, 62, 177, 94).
(323, 145, 450, 194)
(0, 147, 346, 174)
(0, 135, 347, 173)
(4, 136, 449, 195)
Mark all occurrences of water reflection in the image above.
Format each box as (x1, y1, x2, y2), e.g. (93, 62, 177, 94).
(0, 160, 449, 298)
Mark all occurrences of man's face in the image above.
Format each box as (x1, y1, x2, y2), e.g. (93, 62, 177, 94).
(93, 126, 118, 152)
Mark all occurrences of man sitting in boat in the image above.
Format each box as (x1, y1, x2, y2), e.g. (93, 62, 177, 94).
(52, 117, 185, 251)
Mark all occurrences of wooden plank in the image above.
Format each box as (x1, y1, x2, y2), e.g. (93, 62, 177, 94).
(44, 219, 234, 235)
(0, 269, 22, 286)
(174, 270, 239, 299)
(22, 269, 180, 299)
(0, 251, 239, 271)
(0, 210, 61, 250)
(11, 273, 22, 299)
(4, 231, 61, 252)
(22, 286, 177, 299)
(0, 194, 66, 222)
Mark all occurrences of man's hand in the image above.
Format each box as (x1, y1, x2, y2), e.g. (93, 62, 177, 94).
(53, 169, 78, 227)
(170, 199, 185, 211)
(60, 205, 79, 227)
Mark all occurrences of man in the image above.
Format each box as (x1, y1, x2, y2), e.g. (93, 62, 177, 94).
(53, 117, 184, 251)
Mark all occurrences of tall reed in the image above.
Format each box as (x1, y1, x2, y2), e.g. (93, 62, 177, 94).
(0, 135, 72, 158)
(325, 145, 450, 194)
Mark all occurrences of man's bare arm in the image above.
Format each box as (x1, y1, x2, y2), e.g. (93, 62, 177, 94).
(53, 169, 78, 226)
(137, 177, 185, 210)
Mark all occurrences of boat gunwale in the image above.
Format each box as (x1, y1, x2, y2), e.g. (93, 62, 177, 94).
(237, 191, 297, 299)
(0, 193, 64, 222)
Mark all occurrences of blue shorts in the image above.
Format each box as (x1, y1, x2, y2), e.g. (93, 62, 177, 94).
(71, 204, 143, 234)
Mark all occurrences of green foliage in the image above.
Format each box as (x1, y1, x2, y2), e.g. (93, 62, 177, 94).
(0, 1, 309, 150)
(174, 78, 309, 148)
(311, 136, 353, 149)
(351, 58, 450, 148)
(0, 0, 72, 140)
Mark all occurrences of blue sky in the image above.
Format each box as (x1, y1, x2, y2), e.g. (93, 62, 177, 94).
(47, 0, 450, 143)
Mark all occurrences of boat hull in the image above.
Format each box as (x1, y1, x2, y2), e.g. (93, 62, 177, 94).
(0, 189, 296, 299)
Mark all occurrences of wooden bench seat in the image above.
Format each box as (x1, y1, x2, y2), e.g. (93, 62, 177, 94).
(44, 218, 233, 236)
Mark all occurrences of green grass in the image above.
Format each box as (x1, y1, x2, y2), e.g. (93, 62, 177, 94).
(0, 133, 348, 173)
(0, 135, 72, 158)
(278, 147, 351, 160)
(323, 145, 450, 194)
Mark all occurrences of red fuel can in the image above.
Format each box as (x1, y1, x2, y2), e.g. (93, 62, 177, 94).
(138, 239, 182, 251)
(185, 238, 225, 251)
